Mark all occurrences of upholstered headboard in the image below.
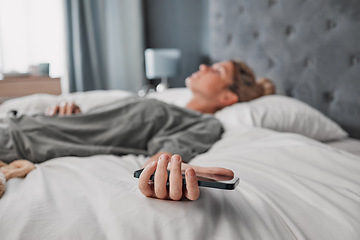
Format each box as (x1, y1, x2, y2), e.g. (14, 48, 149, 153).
(209, 0, 360, 139)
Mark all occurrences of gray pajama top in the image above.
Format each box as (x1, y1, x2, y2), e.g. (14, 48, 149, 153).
(3, 97, 223, 163)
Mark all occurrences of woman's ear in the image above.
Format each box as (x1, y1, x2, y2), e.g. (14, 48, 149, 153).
(219, 91, 239, 107)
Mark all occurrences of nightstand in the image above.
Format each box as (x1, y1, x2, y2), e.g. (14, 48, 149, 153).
(0, 76, 61, 103)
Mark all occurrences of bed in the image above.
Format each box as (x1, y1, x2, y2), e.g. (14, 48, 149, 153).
(1, 0, 360, 239)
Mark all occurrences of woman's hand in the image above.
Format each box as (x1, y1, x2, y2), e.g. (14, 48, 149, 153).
(46, 102, 81, 116)
(138, 154, 234, 201)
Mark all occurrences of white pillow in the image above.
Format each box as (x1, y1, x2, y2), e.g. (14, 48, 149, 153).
(215, 95, 348, 141)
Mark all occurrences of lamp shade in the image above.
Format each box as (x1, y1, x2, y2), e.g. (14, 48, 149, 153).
(144, 48, 181, 79)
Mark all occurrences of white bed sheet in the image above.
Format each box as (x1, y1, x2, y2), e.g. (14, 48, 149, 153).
(0, 126, 359, 240)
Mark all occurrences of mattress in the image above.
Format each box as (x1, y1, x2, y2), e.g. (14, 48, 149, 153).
(0, 89, 359, 239)
(0, 126, 359, 239)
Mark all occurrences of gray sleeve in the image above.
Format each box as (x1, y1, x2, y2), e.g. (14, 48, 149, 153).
(147, 116, 223, 163)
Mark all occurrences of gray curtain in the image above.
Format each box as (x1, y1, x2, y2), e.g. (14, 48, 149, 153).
(64, 0, 145, 93)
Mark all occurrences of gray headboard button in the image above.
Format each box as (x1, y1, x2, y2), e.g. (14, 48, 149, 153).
(269, 0, 277, 7)
(304, 58, 314, 67)
(268, 58, 275, 68)
(239, 6, 245, 14)
(323, 92, 334, 102)
(285, 26, 294, 36)
(286, 88, 293, 97)
(227, 34, 233, 45)
(350, 55, 360, 65)
(326, 20, 337, 30)
(253, 31, 259, 39)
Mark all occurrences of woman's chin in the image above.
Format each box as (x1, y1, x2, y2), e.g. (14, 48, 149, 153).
(185, 77, 191, 88)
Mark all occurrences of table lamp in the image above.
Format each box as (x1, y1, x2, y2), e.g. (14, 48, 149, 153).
(144, 48, 181, 92)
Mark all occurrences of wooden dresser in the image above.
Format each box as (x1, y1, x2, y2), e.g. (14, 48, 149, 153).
(0, 76, 61, 103)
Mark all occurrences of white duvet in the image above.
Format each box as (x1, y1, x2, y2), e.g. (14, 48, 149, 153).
(1, 125, 359, 240)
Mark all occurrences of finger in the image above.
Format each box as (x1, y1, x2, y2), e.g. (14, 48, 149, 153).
(49, 105, 59, 116)
(59, 102, 67, 116)
(45, 106, 52, 115)
(182, 164, 234, 177)
(66, 102, 75, 116)
(74, 104, 81, 114)
(184, 168, 199, 201)
(74, 107, 81, 114)
(138, 161, 157, 198)
(169, 155, 183, 200)
(154, 154, 169, 199)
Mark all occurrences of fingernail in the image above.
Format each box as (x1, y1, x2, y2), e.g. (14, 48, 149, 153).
(159, 154, 168, 162)
(150, 161, 157, 167)
(172, 155, 181, 162)
(186, 169, 195, 177)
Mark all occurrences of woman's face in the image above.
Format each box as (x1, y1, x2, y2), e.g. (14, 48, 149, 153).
(185, 61, 235, 100)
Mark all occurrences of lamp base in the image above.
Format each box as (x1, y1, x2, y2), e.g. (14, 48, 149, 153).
(156, 82, 168, 92)
(138, 84, 156, 97)
(156, 76, 169, 92)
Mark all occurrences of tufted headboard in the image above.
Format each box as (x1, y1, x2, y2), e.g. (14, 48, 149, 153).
(209, 0, 360, 139)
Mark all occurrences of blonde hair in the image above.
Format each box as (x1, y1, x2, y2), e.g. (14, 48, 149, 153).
(229, 59, 275, 102)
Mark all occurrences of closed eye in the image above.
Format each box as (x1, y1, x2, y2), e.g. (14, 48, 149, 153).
(212, 65, 222, 74)
(213, 66, 225, 76)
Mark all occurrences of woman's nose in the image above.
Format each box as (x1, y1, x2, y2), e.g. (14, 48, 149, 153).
(199, 64, 208, 72)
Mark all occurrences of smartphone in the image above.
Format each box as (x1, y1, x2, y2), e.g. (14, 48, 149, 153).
(133, 168, 240, 190)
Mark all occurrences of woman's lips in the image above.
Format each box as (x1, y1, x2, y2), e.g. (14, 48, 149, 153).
(186, 72, 200, 86)
(191, 72, 199, 78)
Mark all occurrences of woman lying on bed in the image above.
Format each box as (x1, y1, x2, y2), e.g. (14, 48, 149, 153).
(0, 60, 274, 201)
